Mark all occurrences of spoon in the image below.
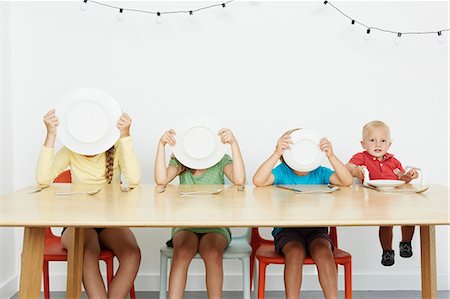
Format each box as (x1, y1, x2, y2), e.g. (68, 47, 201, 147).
(55, 189, 102, 196)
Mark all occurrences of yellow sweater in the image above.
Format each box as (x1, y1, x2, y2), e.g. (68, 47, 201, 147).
(36, 136, 141, 187)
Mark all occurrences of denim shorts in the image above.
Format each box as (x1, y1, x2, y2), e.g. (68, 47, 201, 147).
(274, 227, 333, 255)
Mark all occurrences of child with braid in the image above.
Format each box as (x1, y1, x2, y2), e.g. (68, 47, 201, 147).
(36, 109, 141, 299)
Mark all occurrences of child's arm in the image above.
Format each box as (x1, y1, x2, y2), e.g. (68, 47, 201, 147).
(116, 113, 141, 186)
(320, 138, 353, 186)
(346, 162, 365, 180)
(36, 110, 71, 186)
(154, 129, 179, 185)
(221, 129, 246, 185)
(253, 133, 292, 187)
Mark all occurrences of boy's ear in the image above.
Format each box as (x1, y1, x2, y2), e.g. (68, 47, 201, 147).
(360, 140, 365, 148)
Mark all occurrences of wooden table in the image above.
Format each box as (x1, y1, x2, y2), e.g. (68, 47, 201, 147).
(1, 183, 448, 299)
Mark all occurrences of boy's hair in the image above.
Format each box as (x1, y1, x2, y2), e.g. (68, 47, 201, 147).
(362, 120, 390, 139)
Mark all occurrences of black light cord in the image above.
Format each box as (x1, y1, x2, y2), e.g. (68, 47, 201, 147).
(323, 1, 449, 36)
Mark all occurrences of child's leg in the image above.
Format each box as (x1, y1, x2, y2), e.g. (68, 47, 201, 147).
(99, 228, 141, 299)
(61, 228, 108, 299)
(282, 241, 306, 299)
(309, 238, 338, 299)
(379, 226, 393, 250)
(401, 226, 415, 242)
(168, 230, 200, 299)
(198, 233, 228, 299)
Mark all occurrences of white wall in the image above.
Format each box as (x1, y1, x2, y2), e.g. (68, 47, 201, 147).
(2, 1, 449, 292)
(1, 2, 18, 298)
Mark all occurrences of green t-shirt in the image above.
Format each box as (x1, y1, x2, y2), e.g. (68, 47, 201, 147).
(169, 154, 233, 184)
(167, 154, 234, 245)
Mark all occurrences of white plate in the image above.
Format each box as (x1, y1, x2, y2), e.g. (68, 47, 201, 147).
(368, 180, 405, 188)
(172, 114, 226, 169)
(282, 129, 325, 172)
(56, 88, 122, 155)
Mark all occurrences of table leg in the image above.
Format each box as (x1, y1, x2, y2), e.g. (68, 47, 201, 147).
(66, 227, 84, 299)
(420, 225, 437, 299)
(18, 227, 46, 299)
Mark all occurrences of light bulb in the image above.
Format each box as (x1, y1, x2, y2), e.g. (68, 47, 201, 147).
(155, 12, 163, 24)
(221, 3, 229, 15)
(437, 31, 446, 45)
(364, 28, 372, 42)
(393, 33, 402, 46)
(348, 19, 356, 32)
(116, 9, 124, 21)
(188, 11, 195, 23)
(80, 0, 88, 11)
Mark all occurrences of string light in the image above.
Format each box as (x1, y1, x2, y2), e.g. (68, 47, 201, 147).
(79, 0, 448, 44)
(80, 0, 234, 22)
(323, 0, 449, 44)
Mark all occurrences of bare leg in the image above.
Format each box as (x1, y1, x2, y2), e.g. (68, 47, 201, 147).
(282, 241, 306, 299)
(168, 231, 199, 299)
(379, 226, 393, 250)
(99, 228, 141, 299)
(62, 228, 107, 299)
(401, 226, 415, 242)
(198, 233, 228, 299)
(309, 238, 338, 299)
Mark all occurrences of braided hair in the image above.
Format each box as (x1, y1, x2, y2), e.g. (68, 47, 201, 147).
(105, 146, 115, 184)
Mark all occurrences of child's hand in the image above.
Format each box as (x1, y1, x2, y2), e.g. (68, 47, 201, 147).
(160, 129, 176, 146)
(43, 109, 59, 136)
(117, 113, 132, 138)
(319, 137, 334, 158)
(219, 128, 236, 145)
(275, 133, 293, 156)
(353, 166, 366, 180)
(398, 169, 419, 183)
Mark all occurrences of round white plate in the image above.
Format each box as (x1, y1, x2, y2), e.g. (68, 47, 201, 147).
(172, 114, 226, 169)
(282, 128, 325, 172)
(368, 180, 405, 188)
(56, 88, 122, 155)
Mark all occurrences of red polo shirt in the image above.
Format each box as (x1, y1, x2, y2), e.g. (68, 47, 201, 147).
(349, 151, 405, 180)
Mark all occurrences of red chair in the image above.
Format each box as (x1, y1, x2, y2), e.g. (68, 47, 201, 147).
(43, 170, 136, 299)
(251, 227, 352, 299)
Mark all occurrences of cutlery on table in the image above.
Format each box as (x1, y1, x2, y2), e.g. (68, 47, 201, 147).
(55, 189, 102, 196)
(179, 188, 223, 196)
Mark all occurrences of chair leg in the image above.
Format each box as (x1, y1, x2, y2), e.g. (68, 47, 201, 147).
(241, 256, 251, 299)
(159, 253, 169, 299)
(43, 261, 50, 299)
(105, 257, 114, 288)
(257, 261, 267, 299)
(344, 262, 352, 299)
(250, 251, 256, 289)
(130, 284, 136, 299)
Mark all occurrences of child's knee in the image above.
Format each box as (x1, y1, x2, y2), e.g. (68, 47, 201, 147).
(174, 246, 197, 260)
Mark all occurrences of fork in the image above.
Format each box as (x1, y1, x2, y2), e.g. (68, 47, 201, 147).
(179, 188, 223, 196)
(55, 189, 102, 196)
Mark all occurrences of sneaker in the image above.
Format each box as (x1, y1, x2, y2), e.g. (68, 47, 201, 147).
(381, 250, 395, 266)
(399, 242, 413, 258)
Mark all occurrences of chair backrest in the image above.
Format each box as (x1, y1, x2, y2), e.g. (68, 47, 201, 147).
(53, 169, 72, 183)
(251, 227, 339, 251)
(46, 170, 72, 240)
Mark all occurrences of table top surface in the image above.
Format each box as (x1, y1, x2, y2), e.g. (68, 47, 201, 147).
(1, 184, 448, 227)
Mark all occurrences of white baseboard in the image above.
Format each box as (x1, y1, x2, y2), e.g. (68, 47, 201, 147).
(21, 272, 447, 292)
(0, 275, 18, 299)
